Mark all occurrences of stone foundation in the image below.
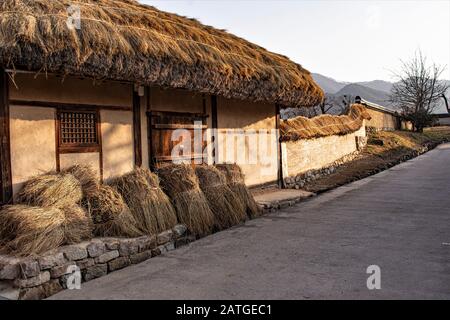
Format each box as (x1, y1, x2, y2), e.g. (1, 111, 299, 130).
(283, 151, 361, 189)
(0, 224, 192, 300)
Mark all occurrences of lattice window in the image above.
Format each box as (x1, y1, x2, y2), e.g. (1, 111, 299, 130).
(58, 110, 99, 150)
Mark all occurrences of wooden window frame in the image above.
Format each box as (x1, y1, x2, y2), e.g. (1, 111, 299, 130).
(56, 109, 101, 154)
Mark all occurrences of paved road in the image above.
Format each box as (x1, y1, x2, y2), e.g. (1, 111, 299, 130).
(52, 144, 450, 299)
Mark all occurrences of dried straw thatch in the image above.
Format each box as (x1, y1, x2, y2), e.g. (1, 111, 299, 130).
(83, 185, 143, 238)
(61, 205, 93, 244)
(0, 205, 92, 256)
(17, 173, 83, 208)
(215, 164, 262, 219)
(280, 104, 372, 142)
(157, 164, 214, 237)
(109, 168, 178, 235)
(61, 165, 99, 197)
(195, 165, 247, 231)
(0, 0, 323, 108)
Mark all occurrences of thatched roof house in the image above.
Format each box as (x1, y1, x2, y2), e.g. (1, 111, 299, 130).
(0, 0, 324, 205)
(0, 0, 323, 107)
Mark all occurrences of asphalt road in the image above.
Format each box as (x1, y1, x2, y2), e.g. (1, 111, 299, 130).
(51, 143, 450, 299)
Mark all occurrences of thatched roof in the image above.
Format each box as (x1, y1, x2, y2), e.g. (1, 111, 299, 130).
(280, 104, 372, 141)
(0, 0, 323, 107)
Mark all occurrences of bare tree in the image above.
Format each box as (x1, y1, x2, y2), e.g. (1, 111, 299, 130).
(390, 51, 449, 132)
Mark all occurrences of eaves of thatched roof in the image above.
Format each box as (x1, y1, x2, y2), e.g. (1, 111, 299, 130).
(0, 0, 324, 107)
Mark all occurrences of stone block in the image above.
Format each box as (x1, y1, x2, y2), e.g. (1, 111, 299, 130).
(76, 258, 95, 270)
(87, 241, 106, 258)
(14, 271, 50, 288)
(172, 224, 187, 238)
(0, 256, 20, 280)
(129, 251, 152, 265)
(95, 250, 119, 264)
(62, 244, 88, 261)
(119, 239, 139, 256)
(50, 263, 76, 279)
(18, 279, 63, 300)
(83, 264, 107, 282)
(136, 236, 156, 252)
(38, 252, 66, 270)
(108, 257, 130, 272)
(19, 259, 41, 278)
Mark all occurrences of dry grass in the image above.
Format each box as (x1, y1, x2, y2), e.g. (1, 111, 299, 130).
(61, 165, 99, 197)
(281, 104, 372, 141)
(83, 185, 143, 238)
(109, 168, 178, 236)
(17, 173, 83, 208)
(61, 205, 93, 244)
(0, 205, 92, 256)
(157, 164, 214, 236)
(0, 0, 323, 107)
(215, 164, 262, 218)
(195, 165, 246, 230)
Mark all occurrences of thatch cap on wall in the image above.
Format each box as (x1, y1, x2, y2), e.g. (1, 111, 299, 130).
(0, 0, 323, 107)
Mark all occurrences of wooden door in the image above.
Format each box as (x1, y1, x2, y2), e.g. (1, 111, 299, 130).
(148, 111, 208, 168)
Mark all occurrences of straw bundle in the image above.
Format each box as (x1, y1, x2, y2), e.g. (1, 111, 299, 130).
(17, 173, 83, 208)
(195, 165, 247, 230)
(280, 104, 372, 141)
(215, 164, 262, 218)
(61, 165, 100, 197)
(109, 168, 178, 235)
(0, 205, 91, 256)
(61, 205, 93, 244)
(157, 164, 214, 237)
(83, 185, 143, 238)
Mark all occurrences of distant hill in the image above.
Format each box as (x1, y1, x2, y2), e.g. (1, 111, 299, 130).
(311, 73, 450, 114)
(335, 83, 391, 106)
(311, 73, 348, 94)
(356, 80, 393, 93)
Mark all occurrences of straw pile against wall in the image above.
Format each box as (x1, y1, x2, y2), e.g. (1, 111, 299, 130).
(109, 168, 178, 235)
(83, 185, 143, 238)
(61, 165, 99, 197)
(195, 165, 247, 231)
(215, 164, 262, 218)
(17, 173, 83, 208)
(157, 164, 214, 237)
(280, 104, 372, 142)
(0, 0, 323, 108)
(0, 205, 91, 256)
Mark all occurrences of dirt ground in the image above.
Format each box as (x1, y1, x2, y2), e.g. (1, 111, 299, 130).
(303, 126, 450, 193)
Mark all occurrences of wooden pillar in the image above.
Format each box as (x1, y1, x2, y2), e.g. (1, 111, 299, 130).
(133, 87, 142, 167)
(211, 95, 218, 163)
(275, 104, 284, 188)
(0, 69, 12, 204)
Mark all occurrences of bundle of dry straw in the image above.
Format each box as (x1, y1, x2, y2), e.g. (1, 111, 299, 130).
(157, 164, 214, 237)
(215, 164, 262, 218)
(280, 104, 372, 142)
(110, 168, 178, 235)
(195, 165, 247, 230)
(0, 205, 92, 256)
(61, 165, 100, 197)
(83, 185, 143, 238)
(17, 173, 83, 208)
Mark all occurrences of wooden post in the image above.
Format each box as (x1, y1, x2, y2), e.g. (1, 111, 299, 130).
(133, 87, 142, 167)
(211, 95, 218, 164)
(275, 104, 284, 188)
(0, 69, 12, 205)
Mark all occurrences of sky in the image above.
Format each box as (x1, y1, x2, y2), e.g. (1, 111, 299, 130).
(140, 0, 450, 82)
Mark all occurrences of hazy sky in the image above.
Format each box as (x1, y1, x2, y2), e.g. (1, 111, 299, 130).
(141, 0, 450, 82)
